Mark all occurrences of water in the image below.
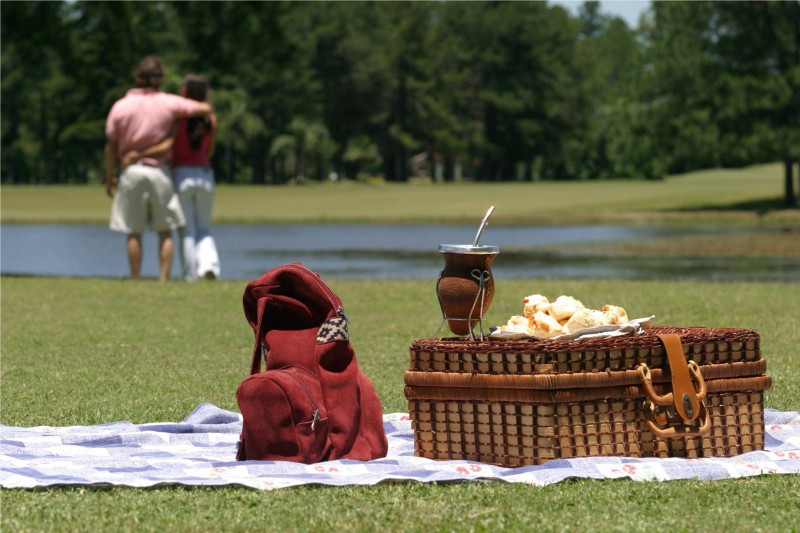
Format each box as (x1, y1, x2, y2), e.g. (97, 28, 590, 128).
(1, 224, 798, 282)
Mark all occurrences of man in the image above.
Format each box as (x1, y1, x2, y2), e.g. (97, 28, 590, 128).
(104, 56, 213, 281)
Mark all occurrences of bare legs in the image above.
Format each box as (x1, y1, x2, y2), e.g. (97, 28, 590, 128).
(126, 231, 174, 282)
(158, 230, 173, 282)
(126, 234, 142, 280)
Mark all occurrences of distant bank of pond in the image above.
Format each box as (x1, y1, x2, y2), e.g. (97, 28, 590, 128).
(2, 224, 798, 282)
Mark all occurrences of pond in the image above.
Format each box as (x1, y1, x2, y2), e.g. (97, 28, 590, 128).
(2, 224, 798, 282)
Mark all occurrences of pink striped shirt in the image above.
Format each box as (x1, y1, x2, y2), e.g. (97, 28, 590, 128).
(105, 88, 203, 166)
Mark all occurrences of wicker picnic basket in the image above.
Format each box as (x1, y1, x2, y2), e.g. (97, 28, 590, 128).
(404, 326, 771, 467)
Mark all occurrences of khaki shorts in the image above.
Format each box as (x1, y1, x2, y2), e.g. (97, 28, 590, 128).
(109, 163, 186, 234)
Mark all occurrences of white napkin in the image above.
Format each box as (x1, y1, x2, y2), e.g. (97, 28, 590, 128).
(488, 316, 656, 341)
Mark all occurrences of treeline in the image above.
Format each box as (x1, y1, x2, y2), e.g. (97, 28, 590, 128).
(2, 1, 798, 186)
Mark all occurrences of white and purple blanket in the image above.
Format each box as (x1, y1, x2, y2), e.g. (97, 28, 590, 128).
(2, 404, 799, 490)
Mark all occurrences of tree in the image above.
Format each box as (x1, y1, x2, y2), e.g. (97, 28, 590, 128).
(270, 117, 336, 182)
(2, 1, 78, 183)
(300, 2, 434, 181)
(3, 0, 796, 190)
(574, 3, 665, 179)
(644, 1, 800, 201)
(711, 1, 800, 206)
(429, 2, 588, 181)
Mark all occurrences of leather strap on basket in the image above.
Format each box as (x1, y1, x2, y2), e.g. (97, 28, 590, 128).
(636, 333, 710, 438)
(662, 333, 701, 421)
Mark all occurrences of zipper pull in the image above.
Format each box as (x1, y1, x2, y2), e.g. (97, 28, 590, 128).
(337, 306, 349, 324)
(310, 409, 320, 431)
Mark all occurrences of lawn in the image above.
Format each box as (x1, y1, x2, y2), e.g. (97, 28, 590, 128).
(2, 164, 799, 532)
(1, 277, 799, 532)
(2, 162, 798, 227)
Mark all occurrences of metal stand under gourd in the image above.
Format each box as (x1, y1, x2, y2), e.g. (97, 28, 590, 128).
(433, 267, 492, 341)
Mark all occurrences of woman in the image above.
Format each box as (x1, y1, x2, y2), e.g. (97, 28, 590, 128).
(170, 74, 220, 281)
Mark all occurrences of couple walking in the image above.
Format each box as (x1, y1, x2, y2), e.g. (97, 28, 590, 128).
(104, 55, 221, 282)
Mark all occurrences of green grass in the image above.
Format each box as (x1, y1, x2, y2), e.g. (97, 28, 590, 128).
(3, 477, 799, 533)
(1, 277, 799, 532)
(2, 162, 798, 226)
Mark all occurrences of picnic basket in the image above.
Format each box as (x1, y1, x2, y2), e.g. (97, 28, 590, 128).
(404, 326, 771, 467)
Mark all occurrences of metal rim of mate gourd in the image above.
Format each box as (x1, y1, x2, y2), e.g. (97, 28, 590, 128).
(439, 244, 499, 254)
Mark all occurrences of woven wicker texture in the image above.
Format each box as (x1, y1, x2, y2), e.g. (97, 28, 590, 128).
(410, 326, 761, 374)
(406, 327, 770, 466)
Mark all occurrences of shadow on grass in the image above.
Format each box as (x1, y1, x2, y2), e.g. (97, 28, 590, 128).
(670, 197, 797, 215)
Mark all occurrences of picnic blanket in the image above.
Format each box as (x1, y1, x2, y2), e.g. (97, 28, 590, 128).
(2, 404, 799, 490)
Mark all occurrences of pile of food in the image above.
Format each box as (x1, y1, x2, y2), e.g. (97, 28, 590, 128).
(499, 294, 629, 339)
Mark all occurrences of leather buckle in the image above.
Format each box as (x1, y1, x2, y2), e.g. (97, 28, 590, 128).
(641, 396, 710, 438)
(636, 333, 710, 438)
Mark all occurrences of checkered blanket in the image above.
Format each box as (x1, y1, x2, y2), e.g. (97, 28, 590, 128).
(2, 404, 798, 490)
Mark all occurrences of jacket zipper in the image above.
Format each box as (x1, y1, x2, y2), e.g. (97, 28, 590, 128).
(280, 369, 321, 431)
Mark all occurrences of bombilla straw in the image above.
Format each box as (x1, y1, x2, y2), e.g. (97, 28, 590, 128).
(472, 205, 495, 247)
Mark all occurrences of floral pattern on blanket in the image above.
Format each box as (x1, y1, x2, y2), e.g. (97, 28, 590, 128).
(1, 404, 798, 490)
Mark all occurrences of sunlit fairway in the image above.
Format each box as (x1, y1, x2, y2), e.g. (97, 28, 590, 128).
(2, 163, 797, 227)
